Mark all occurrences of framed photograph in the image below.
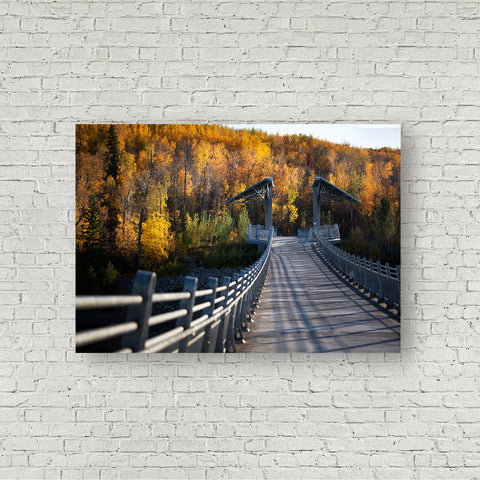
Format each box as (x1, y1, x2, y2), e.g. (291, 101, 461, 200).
(76, 124, 400, 353)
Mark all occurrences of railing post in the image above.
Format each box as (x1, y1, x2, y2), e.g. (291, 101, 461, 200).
(313, 231, 399, 314)
(252, 264, 262, 308)
(121, 270, 156, 352)
(232, 273, 246, 344)
(245, 269, 255, 324)
(225, 278, 237, 353)
(376, 260, 382, 301)
(247, 278, 254, 324)
(216, 276, 230, 353)
(225, 273, 240, 350)
(176, 276, 197, 352)
(362, 257, 367, 290)
(396, 265, 401, 313)
(202, 277, 218, 352)
(238, 269, 250, 332)
(385, 263, 393, 308)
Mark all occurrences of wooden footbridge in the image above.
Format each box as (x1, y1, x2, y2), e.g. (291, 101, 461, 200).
(76, 177, 400, 353)
(237, 235, 400, 353)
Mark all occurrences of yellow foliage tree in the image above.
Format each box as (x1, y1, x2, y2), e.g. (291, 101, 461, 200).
(140, 212, 172, 270)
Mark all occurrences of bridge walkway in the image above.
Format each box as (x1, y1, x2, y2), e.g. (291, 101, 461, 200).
(237, 237, 400, 353)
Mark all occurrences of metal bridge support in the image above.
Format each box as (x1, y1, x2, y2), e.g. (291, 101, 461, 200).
(312, 183, 321, 227)
(311, 177, 360, 232)
(264, 181, 273, 230)
(226, 177, 275, 231)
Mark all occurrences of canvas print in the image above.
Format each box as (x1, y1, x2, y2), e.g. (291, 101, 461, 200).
(76, 124, 400, 353)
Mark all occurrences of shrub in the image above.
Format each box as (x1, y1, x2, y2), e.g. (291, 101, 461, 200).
(237, 207, 250, 241)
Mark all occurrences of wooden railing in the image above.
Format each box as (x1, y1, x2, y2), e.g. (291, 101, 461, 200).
(313, 227, 400, 311)
(76, 227, 274, 353)
(314, 223, 340, 242)
(246, 224, 277, 242)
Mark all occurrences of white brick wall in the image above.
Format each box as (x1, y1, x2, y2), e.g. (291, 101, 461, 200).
(1, 0, 479, 477)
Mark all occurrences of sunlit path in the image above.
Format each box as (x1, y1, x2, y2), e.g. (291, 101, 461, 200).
(238, 236, 400, 353)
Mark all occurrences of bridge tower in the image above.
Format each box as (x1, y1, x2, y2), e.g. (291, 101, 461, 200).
(226, 177, 274, 230)
(311, 177, 360, 231)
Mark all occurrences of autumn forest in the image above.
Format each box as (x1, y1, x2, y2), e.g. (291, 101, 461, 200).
(76, 124, 400, 294)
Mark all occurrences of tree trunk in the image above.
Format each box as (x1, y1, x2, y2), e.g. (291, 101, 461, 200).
(172, 168, 177, 231)
(137, 208, 145, 264)
(122, 188, 131, 226)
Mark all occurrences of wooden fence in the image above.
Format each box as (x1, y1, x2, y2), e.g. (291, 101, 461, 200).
(313, 228, 401, 311)
(76, 228, 274, 353)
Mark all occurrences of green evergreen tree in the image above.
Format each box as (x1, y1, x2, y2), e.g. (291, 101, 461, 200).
(81, 195, 106, 254)
(105, 124, 120, 181)
(104, 124, 121, 249)
(76, 195, 111, 294)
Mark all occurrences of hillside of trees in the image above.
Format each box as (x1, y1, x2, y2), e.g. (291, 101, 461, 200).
(76, 124, 400, 293)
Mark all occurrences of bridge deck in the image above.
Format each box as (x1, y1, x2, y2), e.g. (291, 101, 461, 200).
(238, 237, 400, 353)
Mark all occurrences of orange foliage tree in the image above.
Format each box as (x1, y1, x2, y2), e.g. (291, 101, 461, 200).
(76, 124, 400, 276)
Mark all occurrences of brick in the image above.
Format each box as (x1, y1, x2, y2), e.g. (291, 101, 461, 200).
(0, 1, 479, 478)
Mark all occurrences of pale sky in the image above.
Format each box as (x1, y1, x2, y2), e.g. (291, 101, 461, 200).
(225, 124, 401, 150)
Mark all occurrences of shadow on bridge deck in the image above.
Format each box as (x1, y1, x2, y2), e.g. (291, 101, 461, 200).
(237, 236, 400, 353)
